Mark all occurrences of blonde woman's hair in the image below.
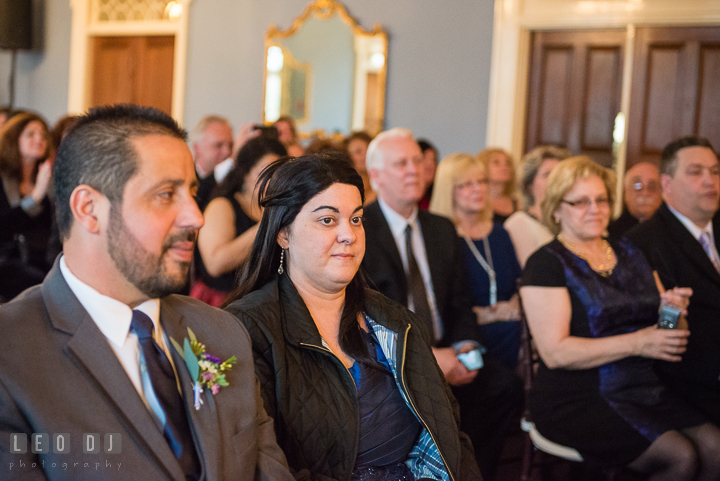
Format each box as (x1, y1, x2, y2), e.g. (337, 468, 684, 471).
(429, 153, 493, 223)
(541, 156, 617, 235)
(477, 148, 517, 198)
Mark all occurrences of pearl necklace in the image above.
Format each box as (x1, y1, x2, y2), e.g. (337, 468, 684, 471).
(557, 233, 616, 277)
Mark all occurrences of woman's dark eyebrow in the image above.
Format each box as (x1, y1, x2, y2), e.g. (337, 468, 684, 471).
(311, 205, 364, 213)
(312, 205, 339, 213)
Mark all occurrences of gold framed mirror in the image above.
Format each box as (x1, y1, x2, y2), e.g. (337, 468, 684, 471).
(263, 0, 388, 136)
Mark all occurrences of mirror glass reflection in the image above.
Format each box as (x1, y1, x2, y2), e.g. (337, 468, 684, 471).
(263, 0, 388, 136)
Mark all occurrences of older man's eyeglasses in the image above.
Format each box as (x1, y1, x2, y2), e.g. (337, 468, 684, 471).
(562, 197, 610, 209)
(632, 181, 659, 193)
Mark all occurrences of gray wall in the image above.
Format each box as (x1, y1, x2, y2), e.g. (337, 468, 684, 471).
(0, 0, 494, 157)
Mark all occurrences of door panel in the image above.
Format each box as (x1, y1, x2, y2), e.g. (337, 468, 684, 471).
(583, 47, 622, 151)
(538, 47, 572, 146)
(627, 27, 720, 166)
(697, 46, 720, 144)
(90, 35, 174, 115)
(91, 37, 136, 108)
(526, 30, 625, 168)
(135, 36, 174, 114)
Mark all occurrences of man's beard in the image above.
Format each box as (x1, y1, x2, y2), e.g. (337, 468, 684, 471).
(107, 204, 196, 299)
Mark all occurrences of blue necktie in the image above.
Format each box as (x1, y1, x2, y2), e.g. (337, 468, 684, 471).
(131, 310, 200, 479)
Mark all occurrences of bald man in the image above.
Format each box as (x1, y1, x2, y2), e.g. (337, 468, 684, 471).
(608, 161, 662, 238)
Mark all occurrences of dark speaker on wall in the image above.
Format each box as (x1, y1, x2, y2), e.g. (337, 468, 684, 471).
(0, 0, 32, 50)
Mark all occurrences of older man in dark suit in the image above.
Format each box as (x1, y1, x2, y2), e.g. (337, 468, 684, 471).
(0, 105, 292, 480)
(361, 128, 522, 481)
(627, 136, 720, 427)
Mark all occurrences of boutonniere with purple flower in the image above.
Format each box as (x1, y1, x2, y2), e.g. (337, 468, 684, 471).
(170, 328, 237, 410)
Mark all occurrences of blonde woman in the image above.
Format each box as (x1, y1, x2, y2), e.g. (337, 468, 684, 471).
(504, 145, 571, 267)
(477, 148, 518, 223)
(520, 156, 720, 480)
(430, 153, 522, 369)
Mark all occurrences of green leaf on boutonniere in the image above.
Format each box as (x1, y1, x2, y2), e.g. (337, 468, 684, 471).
(184, 338, 200, 381)
(188, 327, 198, 344)
(170, 337, 184, 357)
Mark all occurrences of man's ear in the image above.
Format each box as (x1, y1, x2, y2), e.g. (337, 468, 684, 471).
(368, 168, 379, 183)
(277, 227, 289, 250)
(660, 173, 672, 197)
(68, 185, 106, 234)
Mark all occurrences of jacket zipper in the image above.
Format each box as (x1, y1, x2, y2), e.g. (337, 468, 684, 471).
(299, 341, 360, 480)
(397, 324, 455, 481)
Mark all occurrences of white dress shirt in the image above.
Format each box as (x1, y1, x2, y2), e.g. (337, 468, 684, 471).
(214, 157, 234, 183)
(667, 205, 720, 267)
(59, 256, 177, 417)
(377, 198, 443, 333)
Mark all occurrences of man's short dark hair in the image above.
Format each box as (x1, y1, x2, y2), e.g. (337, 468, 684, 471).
(53, 104, 187, 239)
(660, 136, 716, 177)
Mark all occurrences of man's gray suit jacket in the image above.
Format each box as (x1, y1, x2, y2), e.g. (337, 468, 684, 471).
(0, 260, 293, 481)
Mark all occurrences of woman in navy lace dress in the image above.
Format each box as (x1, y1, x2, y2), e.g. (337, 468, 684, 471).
(521, 157, 720, 480)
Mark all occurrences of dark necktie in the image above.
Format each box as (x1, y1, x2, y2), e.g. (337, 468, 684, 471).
(404, 225, 441, 341)
(131, 310, 200, 479)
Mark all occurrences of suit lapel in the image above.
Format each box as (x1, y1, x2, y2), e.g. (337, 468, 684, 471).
(659, 205, 720, 286)
(42, 264, 185, 481)
(162, 300, 221, 481)
(365, 202, 407, 299)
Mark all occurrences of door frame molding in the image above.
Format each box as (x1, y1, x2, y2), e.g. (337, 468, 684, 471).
(67, 0, 192, 123)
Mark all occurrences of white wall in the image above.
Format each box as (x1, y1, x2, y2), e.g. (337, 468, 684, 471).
(0, 0, 495, 157)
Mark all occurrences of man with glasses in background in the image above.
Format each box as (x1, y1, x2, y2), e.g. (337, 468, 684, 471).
(608, 161, 662, 238)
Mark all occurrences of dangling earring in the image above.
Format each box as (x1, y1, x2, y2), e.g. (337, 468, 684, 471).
(278, 249, 285, 275)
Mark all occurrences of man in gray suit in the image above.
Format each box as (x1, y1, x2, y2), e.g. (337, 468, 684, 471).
(0, 105, 293, 480)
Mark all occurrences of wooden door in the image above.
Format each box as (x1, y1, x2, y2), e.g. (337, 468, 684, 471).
(627, 27, 720, 167)
(90, 35, 174, 115)
(525, 30, 626, 167)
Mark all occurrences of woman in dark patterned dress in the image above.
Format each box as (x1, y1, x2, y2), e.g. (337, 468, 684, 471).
(520, 156, 720, 480)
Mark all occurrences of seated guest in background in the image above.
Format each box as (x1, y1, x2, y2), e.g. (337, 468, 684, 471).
(46, 115, 82, 269)
(0, 104, 292, 479)
(627, 136, 720, 427)
(521, 156, 720, 480)
(430, 153, 522, 370)
(225, 154, 481, 481)
(417, 138, 438, 210)
(304, 137, 344, 155)
(344, 131, 376, 204)
(0, 112, 54, 301)
(192, 137, 286, 307)
(273, 115, 304, 156)
(189, 115, 234, 211)
(608, 161, 662, 239)
(477, 147, 518, 223)
(363, 128, 522, 481)
(0, 107, 12, 131)
(51, 115, 80, 158)
(505, 145, 571, 267)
